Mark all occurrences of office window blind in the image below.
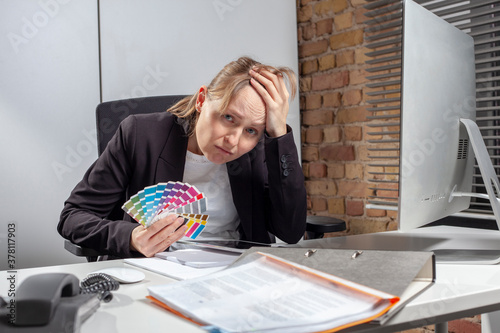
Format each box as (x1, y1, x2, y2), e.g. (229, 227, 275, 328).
(364, 0, 500, 217)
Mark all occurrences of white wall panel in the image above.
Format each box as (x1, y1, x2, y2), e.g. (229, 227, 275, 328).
(99, 0, 301, 151)
(0, 0, 100, 269)
(0, 0, 299, 270)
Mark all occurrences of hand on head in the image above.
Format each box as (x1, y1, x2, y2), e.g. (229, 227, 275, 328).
(249, 67, 290, 138)
(130, 214, 187, 257)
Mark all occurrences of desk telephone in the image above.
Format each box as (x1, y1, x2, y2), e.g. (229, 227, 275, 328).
(0, 272, 119, 332)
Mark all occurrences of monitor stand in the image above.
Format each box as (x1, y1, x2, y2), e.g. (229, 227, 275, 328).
(451, 119, 500, 226)
(440, 119, 500, 264)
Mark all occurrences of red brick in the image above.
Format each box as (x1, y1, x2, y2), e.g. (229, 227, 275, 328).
(302, 59, 318, 75)
(387, 210, 398, 220)
(305, 127, 323, 143)
(297, 5, 313, 23)
(336, 50, 355, 67)
(332, 0, 348, 13)
(301, 146, 319, 161)
(387, 220, 398, 230)
(354, 5, 369, 24)
(316, 18, 333, 36)
(299, 95, 306, 111)
(336, 106, 369, 124)
(318, 54, 336, 71)
(300, 77, 312, 92)
(330, 29, 364, 50)
(302, 110, 333, 126)
(367, 209, 387, 217)
(345, 163, 363, 179)
(311, 197, 327, 211)
(377, 189, 399, 199)
(324, 126, 341, 143)
(309, 162, 327, 178)
(311, 71, 349, 91)
(346, 200, 364, 216)
(350, 0, 366, 7)
(448, 318, 481, 333)
(342, 89, 362, 106)
(301, 23, 315, 40)
(305, 180, 337, 196)
(328, 163, 345, 178)
(334, 11, 353, 31)
(337, 180, 368, 197)
(350, 219, 390, 234)
(299, 39, 329, 58)
(354, 47, 371, 64)
(328, 198, 345, 214)
(349, 68, 369, 84)
(344, 126, 362, 141)
(323, 92, 342, 108)
(314, 0, 335, 16)
(305, 94, 322, 110)
(374, 182, 399, 198)
(320, 145, 355, 161)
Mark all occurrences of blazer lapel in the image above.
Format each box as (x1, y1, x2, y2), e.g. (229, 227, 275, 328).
(227, 154, 253, 240)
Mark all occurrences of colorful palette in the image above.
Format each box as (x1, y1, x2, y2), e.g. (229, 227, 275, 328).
(122, 182, 208, 239)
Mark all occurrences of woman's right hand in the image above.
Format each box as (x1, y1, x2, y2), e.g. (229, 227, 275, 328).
(130, 214, 187, 257)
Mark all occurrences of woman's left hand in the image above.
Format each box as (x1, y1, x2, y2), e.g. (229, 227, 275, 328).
(249, 67, 290, 137)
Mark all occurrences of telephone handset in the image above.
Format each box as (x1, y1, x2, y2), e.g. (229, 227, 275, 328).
(17, 273, 84, 326)
(0, 273, 104, 332)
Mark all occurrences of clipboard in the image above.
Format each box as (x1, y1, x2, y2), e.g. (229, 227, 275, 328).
(234, 247, 435, 324)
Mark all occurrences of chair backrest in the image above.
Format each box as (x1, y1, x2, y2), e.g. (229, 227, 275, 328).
(95, 95, 188, 156)
(94, 95, 188, 222)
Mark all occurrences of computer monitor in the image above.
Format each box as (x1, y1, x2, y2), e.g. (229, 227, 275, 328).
(398, 0, 490, 231)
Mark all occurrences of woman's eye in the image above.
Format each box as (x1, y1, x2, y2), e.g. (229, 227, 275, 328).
(246, 128, 257, 135)
(223, 114, 233, 121)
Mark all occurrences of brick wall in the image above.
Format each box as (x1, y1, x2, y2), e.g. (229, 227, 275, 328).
(296, 1, 481, 332)
(298, 0, 397, 236)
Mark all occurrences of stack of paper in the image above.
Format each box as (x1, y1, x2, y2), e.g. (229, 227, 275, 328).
(155, 249, 239, 268)
(125, 257, 225, 280)
(147, 252, 400, 332)
(122, 181, 208, 239)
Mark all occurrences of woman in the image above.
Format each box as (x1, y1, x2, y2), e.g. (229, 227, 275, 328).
(58, 57, 307, 258)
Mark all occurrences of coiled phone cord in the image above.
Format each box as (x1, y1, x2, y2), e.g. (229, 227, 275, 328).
(80, 273, 120, 303)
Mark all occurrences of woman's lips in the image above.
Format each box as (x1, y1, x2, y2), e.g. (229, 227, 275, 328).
(216, 146, 233, 155)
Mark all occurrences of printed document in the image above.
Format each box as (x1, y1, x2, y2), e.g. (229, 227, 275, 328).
(148, 252, 398, 333)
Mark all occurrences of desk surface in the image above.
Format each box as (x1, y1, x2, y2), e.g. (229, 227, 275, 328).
(3, 226, 500, 333)
(297, 226, 500, 332)
(1, 260, 205, 333)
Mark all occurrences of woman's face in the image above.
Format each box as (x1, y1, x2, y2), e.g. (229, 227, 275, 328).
(189, 85, 266, 164)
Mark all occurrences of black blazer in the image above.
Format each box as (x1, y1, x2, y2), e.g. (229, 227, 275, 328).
(58, 112, 307, 258)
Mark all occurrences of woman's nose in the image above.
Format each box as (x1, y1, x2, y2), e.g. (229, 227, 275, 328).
(225, 130, 241, 146)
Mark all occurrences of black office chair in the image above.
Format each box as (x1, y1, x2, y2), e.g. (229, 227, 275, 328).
(64, 95, 346, 261)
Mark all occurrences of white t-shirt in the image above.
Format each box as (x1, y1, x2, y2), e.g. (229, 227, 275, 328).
(181, 150, 240, 240)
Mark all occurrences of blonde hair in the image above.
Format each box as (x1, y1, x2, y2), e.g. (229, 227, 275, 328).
(168, 56, 297, 136)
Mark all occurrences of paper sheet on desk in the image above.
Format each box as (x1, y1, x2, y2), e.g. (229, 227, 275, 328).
(124, 258, 225, 280)
(155, 249, 239, 268)
(148, 252, 399, 333)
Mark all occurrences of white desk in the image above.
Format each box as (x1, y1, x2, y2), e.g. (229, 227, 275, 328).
(294, 225, 500, 332)
(0, 260, 205, 333)
(2, 226, 500, 333)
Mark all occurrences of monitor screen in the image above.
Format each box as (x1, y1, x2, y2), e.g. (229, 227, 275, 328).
(398, 0, 476, 231)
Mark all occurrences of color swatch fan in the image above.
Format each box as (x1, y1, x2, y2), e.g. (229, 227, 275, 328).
(122, 181, 208, 239)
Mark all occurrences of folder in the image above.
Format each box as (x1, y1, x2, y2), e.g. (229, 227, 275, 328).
(148, 250, 403, 333)
(237, 247, 435, 324)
